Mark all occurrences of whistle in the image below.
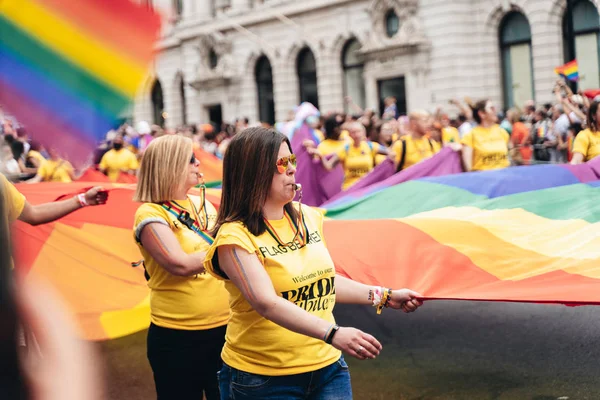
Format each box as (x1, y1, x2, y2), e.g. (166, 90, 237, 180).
(293, 183, 302, 191)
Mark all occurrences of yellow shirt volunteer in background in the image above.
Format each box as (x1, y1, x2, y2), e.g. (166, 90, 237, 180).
(392, 136, 439, 170)
(204, 204, 340, 376)
(1, 173, 25, 222)
(461, 125, 510, 171)
(442, 127, 460, 144)
(38, 159, 74, 183)
(27, 150, 46, 166)
(99, 148, 139, 182)
(572, 129, 600, 162)
(336, 141, 380, 190)
(317, 139, 349, 157)
(133, 196, 230, 330)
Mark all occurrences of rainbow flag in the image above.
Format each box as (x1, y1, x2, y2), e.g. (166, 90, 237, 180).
(11, 158, 600, 340)
(0, 0, 160, 165)
(555, 60, 579, 81)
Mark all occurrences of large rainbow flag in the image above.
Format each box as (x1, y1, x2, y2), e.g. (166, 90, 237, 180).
(0, 0, 160, 165)
(11, 158, 600, 340)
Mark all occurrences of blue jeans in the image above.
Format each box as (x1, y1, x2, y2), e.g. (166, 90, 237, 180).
(218, 356, 352, 400)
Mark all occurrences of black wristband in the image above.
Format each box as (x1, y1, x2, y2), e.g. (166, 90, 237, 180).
(325, 324, 339, 344)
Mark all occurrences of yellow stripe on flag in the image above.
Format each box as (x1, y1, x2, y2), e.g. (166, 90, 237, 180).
(0, 0, 147, 97)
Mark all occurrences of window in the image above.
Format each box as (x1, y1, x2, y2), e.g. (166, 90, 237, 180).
(179, 78, 187, 125)
(209, 49, 219, 70)
(385, 10, 400, 38)
(500, 12, 534, 109)
(174, 0, 183, 17)
(151, 79, 165, 127)
(563, 0, 600, 90)
(297, 48, 319, 109)
(255, 56, 275, 125)
(341, 39, 365, 113)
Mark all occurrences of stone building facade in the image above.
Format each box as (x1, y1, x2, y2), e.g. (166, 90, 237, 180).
(133, 0, 600, 127)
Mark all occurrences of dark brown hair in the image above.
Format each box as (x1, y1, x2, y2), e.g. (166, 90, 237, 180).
(470, 99, 489, 124)
(211, 127, 298, 237)
(588, 101, 600, 132)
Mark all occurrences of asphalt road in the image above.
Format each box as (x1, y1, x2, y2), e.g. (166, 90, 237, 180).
(100, 300, 600, 400)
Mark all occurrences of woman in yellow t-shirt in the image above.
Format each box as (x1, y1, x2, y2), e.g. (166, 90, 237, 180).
(310, 121, 390, 190)
(204, 127, 422, 399)
(132, 135, 230, 400)
(26, 148, 75, 183)
(571, 102, 600, 164)
(461, 99, 511, 172)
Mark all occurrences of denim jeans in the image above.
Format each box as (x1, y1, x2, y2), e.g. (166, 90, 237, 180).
(218, 356, 352, 400)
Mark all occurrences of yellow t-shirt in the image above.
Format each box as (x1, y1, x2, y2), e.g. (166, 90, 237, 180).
(314, 129, 325, 143)
(27, 150, 46, 166)
(337, 141, 380, 190)
(442, 127, 460, 144)
(572, 129, 600, 162)
(461, 125, 510, 171)
(392, 135, 439, 170)
(1, 173, 25, 222)
(38, 159, 74, 183)
(317, 139, 348, 157)
(204, 204, 341, 376)
(99, 148, 139, 182)
(133, 196, 230, 330)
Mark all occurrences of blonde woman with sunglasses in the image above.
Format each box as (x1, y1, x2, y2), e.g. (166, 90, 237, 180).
(133, 135, 229, 400)
(204, 127, 422, 400)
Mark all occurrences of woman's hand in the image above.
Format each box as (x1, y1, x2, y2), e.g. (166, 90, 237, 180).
(387, 289, 423, 313)
(331, 327, 382, 360)
(303, 139, 317, 149)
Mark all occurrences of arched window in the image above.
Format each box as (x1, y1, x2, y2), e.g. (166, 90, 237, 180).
(297, 48, 319, 109)
(179, 77, 187, 125)
(500, 12, 534, 109)
(151, 79, 165, 127)
(255, 56, 275, 125)
(342, 39, 365, 113)
(563, 0, 600, 90)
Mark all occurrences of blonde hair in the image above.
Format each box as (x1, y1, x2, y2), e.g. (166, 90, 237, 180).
(133, 135, 193, 203)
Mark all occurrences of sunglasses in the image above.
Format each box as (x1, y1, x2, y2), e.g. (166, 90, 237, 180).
(190, 154, 197, 164)
(276, 154, 297, 174)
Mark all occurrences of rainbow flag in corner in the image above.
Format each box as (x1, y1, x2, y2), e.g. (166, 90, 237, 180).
(0, 0, 161, 165)
(555, 60, 579, 82)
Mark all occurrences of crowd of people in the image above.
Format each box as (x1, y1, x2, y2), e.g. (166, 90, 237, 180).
(1, 77, 596, 189)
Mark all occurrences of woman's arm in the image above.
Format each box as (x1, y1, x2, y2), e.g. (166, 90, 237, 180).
(321, 153, 341, 171)
(217, 245, 382, 360)
(571, 152, 584, 165)
(335, 275, 421, 313)
(139, 223, 206, 276)
(461, 146, 473, 172)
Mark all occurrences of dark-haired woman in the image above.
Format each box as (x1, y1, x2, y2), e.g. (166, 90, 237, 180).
(571, 102, 600, 164)
(461, 100, 511, 172)
(204, 127, 422, 399)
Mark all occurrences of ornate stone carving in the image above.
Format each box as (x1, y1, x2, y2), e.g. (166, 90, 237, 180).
(190, 32, 237, 90)
(362, 0, 430, 59)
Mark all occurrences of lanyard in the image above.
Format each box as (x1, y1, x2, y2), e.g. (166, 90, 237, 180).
(161, 199, 214, 245)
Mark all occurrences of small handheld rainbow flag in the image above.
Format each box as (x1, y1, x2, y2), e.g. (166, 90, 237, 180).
(554, 60, 579, 82)
(0, 0, 161, 165)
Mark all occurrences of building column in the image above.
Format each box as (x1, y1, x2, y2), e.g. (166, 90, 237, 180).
(315, 49, 344, 114)
(273, 58, 298, 123)
(194, 0, 212, 21)
(229, 0, 250, 14)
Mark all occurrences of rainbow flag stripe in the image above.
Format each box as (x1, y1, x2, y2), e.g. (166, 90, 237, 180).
(0, 0, 160, 164)
(555, 60, 579, 82)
